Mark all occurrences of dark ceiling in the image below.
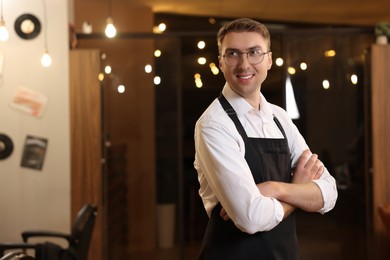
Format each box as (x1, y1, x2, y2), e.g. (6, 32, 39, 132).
(129, 0, 390, 26)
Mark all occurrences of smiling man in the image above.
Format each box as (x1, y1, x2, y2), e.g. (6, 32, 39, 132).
(193, 18, 338, 259)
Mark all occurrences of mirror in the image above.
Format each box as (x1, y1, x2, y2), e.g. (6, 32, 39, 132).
(0, 134, 13, 159)
(14, 14, 41, 40)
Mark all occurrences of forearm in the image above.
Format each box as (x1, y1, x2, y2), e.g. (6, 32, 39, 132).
(280, 201, 295, 219)
(258, 181, 324, 212)
(279, 182, 324, 212)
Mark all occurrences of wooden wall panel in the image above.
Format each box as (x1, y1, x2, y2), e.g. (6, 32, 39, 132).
(74, 2, 157, 255)
(70, 49, 103, 260)
(371, 44, 390, 259)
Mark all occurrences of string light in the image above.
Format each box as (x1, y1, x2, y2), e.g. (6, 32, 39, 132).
(104, 65, 112, 74)
(98, 73, 105, 82)
(322, 79, 330, 89)
(154, 76, 161, 85)
(144, 64, 152, 73)
(117, 84, 125, 93)
(325, 50, 336, 57)
(275, 58, 284, 66)
(287, 67, 296, 75)
(0, 0, 9, 41)
(194, 73, 203, 88)
(154, 50, 162, 57)
(209, 63, 219, 75)
(158, 23, 166, 32)
(351, 74, 358, 85)
(197, 57, 206, 65)
(153, 23, 166, 34)
(197, 41, 206, 49)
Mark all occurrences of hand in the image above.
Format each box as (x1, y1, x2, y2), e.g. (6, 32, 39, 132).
(220, 207, 230, 221)
(292, 149, 324, 183)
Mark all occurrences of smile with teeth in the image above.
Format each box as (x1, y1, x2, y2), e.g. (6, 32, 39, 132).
(237, 74, 254, 79)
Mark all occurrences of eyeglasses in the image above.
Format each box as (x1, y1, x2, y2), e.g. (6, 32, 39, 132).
(222, 49, 270, 66)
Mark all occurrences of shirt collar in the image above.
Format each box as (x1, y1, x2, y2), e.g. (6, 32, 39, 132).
(221, 83, 274, 122)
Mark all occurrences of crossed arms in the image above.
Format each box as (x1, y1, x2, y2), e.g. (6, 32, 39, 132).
(220, 149, 327, 221)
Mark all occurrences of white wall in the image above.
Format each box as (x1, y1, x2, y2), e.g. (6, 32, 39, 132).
(0, 0, 70, 241)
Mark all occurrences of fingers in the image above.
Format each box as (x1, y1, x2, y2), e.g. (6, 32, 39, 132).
(307, 155, 324, 179)
(220, 207, 230, 221)
(296, 149, 311, 169)
(293, 149, 324, 182)
(314, 161, 324, 179)
(315, 166, 324, 179)
(299, 150, 321, 172)
(305, 153, 318, 171)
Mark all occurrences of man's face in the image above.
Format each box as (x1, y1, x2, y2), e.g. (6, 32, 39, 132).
(219, 31, 272, 99)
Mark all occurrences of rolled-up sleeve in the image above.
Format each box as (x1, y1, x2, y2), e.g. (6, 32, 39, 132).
(273, 106, 338, 215)
(312, 168, 338, 214)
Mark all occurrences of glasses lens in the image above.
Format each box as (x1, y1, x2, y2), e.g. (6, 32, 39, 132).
(248, 51, 264, 64)
(224, 55, 237, 65)
(224, 51, 266, 65)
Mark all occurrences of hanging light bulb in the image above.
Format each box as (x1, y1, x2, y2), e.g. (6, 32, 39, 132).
(40, 0, 51, 67)
(105, 0, 116, 38)
(105, 17, 116, 38)
(41, 47, 52, 67)
(0, 20, 8, 41)
(0, 0, 9, 41)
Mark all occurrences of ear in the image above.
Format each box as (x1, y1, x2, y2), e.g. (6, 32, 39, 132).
(218, 55, 223, 70)
(267, 52, 273, 70)
(218, 55, 224, 71)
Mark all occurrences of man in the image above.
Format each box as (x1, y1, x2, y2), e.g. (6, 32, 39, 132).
(193, 18, 338, 259)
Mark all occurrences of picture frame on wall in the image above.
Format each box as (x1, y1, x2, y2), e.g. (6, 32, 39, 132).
(20, 135, 48, 170)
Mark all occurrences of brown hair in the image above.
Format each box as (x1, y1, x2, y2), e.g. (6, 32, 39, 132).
(217, 18, 271, 53)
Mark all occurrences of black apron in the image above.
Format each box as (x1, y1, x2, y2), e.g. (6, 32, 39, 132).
(199, 95, 298, 260)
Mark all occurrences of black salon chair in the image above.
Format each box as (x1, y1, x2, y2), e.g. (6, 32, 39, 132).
(0, 251, 35, 260)
(0, 204, 97, 260)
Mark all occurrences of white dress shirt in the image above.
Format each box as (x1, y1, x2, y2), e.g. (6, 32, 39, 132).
(194, 83, 338, 234)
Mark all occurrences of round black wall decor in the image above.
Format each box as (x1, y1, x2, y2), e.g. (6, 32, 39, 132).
(0, 133, 14, 160)
(14, 13, 41, 40)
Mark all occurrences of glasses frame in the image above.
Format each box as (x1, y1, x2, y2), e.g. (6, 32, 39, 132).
(222, 49, 271, 66)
